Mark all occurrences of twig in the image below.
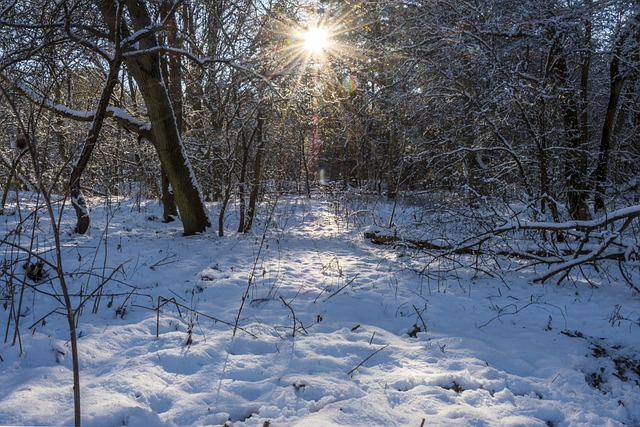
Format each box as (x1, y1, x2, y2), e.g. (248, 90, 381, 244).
(157, 296, 256, 338)
(476, 302, 535, 329)
(324, 273, 360, 302)
(149, 252, 178, 270)
(116, 286, 138, 318)
(233, 194, 279, 336)
(413, 304, 427, 334)
(476, 299, 568, 330)
(27, 307, 66, 330)
(347, 344, 389, 376)
(279, 296, 307, 337)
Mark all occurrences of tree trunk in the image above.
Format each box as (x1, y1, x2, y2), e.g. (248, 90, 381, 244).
(301, 131, 312, 198)
(536, 100, 559, 220)
(562, 96, 591, 222)
(593, 46, 624, 213)
(129, 60, 210, 234)
(218, 155, 234, 237)
(69, 38, 123, 233)
(555, 49, 591, 221)
(98, 0, 210, 235)
(0, 146, 28, 214)
(160, 168, 177, 222)
(244, 110, 266, 233)
(237, 134, 249, 233)
(159, 1, 181, 222)
(593, 13, 640, 212)
(386, 127, 397, 199)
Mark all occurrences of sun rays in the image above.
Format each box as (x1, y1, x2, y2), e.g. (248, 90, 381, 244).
(302, 26, 331, 56)
(254, 3, 370, 156)
(261, 4, 367, 87)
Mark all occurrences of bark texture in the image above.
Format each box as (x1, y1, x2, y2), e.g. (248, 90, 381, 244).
(98, 0, 210, 235)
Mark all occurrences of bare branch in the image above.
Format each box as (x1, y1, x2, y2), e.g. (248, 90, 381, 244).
(1, 74, 153, 140)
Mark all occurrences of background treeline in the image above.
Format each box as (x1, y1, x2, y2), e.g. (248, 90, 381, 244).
(1, 0, 639, 234)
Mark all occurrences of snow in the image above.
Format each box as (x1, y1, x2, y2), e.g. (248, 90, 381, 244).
(11, 79, 150, 132)
(1, 194, 639, 426)
(502, 205, 640, 232)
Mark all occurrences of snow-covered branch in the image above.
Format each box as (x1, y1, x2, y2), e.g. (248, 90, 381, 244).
(460, 206, 640, 283)
(2, 74, 153, 140)
(367, 205, 640, 285)
(498, 205, 640, 234)
(120, 0, 183, 49)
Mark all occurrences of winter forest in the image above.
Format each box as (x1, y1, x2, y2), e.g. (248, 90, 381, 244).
(1, 0, 640, 426)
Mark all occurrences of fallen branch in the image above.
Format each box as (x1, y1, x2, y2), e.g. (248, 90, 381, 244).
(364, 231, 452, 251)
(365, 230, 573, 260)
(365, 205, 640, 284)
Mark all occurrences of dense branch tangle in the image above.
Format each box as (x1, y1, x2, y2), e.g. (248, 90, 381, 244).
(453, 206, 640, 284)
(366, 205, 640, 285)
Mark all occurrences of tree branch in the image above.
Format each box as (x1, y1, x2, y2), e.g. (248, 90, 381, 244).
(1, 73, 154, 141)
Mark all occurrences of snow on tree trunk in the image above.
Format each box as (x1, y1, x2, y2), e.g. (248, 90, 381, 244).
(97, 0, 210, 235)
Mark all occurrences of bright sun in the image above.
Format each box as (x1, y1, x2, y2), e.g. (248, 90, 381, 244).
(302, 26, 330, 55)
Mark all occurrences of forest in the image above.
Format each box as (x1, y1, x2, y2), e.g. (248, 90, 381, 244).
(1, 1, 640, 426)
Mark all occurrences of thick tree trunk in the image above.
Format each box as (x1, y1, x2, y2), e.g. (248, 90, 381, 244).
(128, 58, 209, 234)
(98, 0, 210, 235)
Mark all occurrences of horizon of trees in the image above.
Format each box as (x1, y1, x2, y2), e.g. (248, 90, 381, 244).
(0, 0, 639, 233)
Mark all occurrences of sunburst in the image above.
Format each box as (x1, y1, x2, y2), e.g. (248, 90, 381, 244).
(261, 4, 368, 81)
(253, 4, 371, 180)
(302, 26, 331, 56)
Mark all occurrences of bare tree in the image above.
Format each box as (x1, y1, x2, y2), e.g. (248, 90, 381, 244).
(97, 0, 210, 235)
(594, 11, 640, 212)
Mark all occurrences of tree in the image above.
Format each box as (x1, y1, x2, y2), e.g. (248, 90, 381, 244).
(96, 0, 210, 235)
(594, 11, 640, 212)
(1, 0, 211, 235)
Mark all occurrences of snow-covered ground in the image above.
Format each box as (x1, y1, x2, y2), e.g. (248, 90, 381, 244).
(1, 193, 639, 426)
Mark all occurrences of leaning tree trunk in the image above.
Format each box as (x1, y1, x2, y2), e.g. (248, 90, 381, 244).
(69, 41, 123, 233)
(127, 54, 210, 234)
(98, 0, 210, 235)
